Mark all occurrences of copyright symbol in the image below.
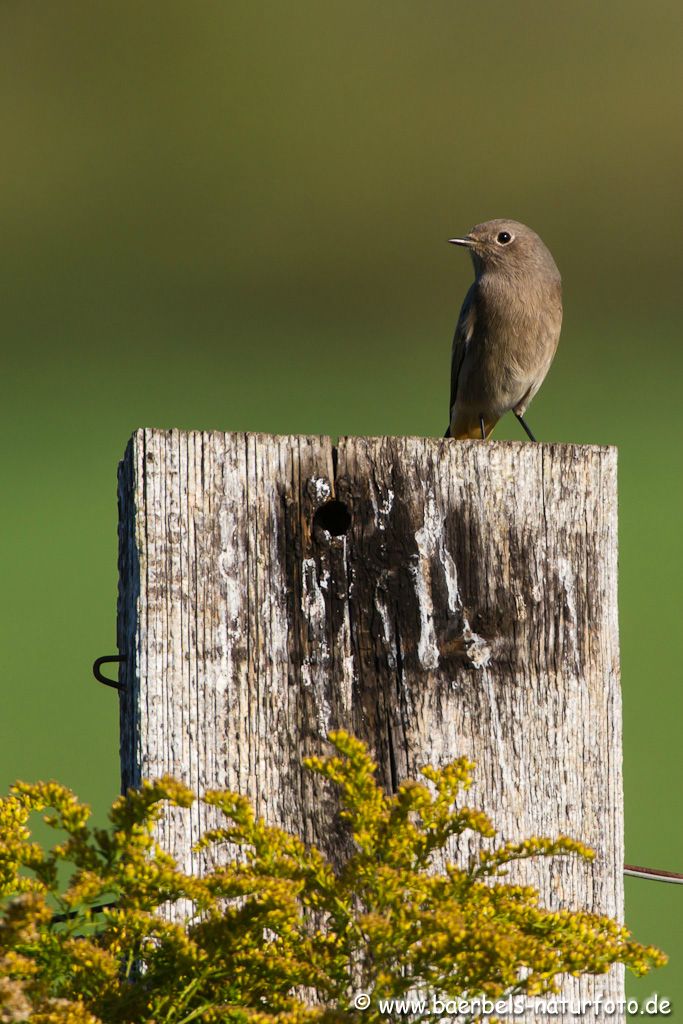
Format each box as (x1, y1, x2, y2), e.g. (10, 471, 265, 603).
(354, 993, 371, 1011)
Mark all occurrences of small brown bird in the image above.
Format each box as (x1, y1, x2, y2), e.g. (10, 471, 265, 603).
(444, 219, 562, 441)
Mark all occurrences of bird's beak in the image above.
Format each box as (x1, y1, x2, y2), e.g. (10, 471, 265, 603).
(448, 236, 475, 247)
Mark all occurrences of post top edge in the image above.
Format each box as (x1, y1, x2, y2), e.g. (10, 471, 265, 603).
(123, 428, 617, 458)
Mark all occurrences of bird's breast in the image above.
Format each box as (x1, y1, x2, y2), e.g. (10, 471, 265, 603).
(461, 276, 561, 414)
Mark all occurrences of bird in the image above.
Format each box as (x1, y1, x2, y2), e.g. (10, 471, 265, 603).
(444, 219, 562, 441)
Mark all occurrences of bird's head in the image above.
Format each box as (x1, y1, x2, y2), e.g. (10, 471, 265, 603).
(449, 219, 559, 281)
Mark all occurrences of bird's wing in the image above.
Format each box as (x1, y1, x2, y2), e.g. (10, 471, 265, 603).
(445, 283, 477, 436)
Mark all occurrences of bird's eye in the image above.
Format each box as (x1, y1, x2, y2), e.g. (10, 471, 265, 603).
(497, 231, 512, 244)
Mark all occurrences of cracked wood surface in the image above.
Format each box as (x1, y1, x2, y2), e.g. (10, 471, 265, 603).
(118, 428, 623, 1012)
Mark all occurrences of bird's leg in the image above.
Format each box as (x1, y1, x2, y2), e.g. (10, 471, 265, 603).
(479, 415, 486, 440)
(515, 413, 537, 442)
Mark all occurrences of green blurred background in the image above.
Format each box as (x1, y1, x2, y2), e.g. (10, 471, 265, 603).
(1, 0, 681, 1009)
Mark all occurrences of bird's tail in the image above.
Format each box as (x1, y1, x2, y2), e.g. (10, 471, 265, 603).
(448, 415, 498, 440)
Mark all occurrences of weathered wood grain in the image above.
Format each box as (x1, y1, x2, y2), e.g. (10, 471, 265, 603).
(118, 429, 622, 1012)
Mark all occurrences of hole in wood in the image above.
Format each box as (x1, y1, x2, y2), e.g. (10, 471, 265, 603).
(313, 500, 352, 537)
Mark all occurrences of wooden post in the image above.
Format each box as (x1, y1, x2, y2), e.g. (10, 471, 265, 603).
(118, 429, 623, 1009)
